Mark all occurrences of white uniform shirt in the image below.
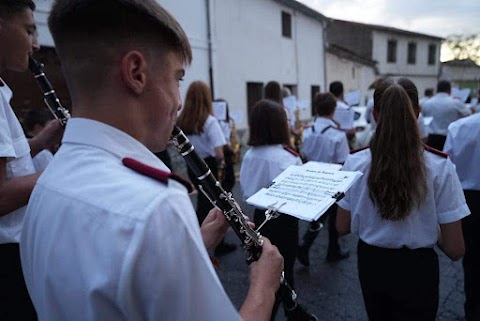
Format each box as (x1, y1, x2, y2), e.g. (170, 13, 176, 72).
(418, 113, 429, 139)
(0, 79, 36, 243)
(32, 149, 54, 172)
(337, 148, 470, 249)
(301, 117, 349, 164)
(240, 145, 302, 199)
(443, 113, 480, 190)
(422, 93, 471, 135)
(187, 115, 226, 159)
(20, 118, 240, 321)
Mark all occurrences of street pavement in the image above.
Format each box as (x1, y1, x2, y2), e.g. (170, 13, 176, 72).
(169, 147, 466, 321)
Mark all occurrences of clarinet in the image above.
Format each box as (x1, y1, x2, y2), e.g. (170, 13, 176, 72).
(171, 126, 318, 321)
(28, 57, 70, 126)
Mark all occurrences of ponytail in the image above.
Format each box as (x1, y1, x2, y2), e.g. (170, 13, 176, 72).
(368, 79, 427, 220)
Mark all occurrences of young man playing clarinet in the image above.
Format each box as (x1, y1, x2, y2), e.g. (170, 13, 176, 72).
(0, 1, 63, 320)
(20, 1, 284, 320)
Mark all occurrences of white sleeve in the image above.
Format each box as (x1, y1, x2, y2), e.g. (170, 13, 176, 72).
(455, 101, 471, 117)
(434, 158, 470, 224)
(0, 93, 15, 158)
(335, 136, 350, 164)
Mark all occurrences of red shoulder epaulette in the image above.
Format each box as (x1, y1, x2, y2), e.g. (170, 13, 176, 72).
(284, 146, 300, 157)
(122, 157, 193, 193)
(424, 145, 448, 158)
(350, 146, 369, 154)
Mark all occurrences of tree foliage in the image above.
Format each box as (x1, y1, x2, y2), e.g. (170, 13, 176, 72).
(444, 33, 480, 65)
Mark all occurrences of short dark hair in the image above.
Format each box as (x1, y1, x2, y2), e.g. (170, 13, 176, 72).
(264, 81, 282, 104)
(48, 0, 192, 94)
(313, 93, 336, 116)
(0, 0, 35, 18)
(329, 81, 344, 97)
(424, 88, 434, 97)
(437, 80, 451, 93)
(248, 99, 290, 146)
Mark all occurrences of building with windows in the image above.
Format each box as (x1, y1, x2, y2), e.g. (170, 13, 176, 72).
(326, 19, 443, 100)
(440, 59, 480, 94)
(6, 0, 328, 131)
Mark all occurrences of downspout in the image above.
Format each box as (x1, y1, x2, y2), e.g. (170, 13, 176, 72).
(206, 0, 215, 98)
(322, 19, 329, 93)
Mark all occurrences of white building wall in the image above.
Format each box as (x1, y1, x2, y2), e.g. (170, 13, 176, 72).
(32, 0, 211, 103)
(33, 0, 326, 129)
(372, 31, 440, 98)
(213, 0, 326, 129)
(326, 53, 377, 106)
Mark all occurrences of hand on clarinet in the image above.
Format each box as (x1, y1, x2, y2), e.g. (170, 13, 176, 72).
(201, 208, 230, 253)
(240, 238, 284, 321)
(29, 119, 64, 157)
(249, 237, 284, 293)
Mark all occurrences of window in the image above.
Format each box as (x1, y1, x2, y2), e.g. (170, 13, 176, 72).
(311, 85, 320, 116)
(387, 40, 397, 63)
(407, 42, 417, 64)
(246, 82, 264, 125)
(282, 11, 292, 38)
(428, 44, 436, 65)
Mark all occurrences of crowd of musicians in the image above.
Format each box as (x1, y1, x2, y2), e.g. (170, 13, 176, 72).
(0, 1, 479, 321)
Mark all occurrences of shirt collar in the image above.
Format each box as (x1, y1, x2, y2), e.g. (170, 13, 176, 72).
(314, 117, 337, 128)
(62, 118, 170, 172)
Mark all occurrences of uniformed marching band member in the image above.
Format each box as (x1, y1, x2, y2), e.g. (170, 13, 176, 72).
(176, 81, 238, 256)
(19, 1, 284, 320)
(240, 99, 303, 320)
(298, 92, 350, 266)
(0, 1, 64, 320)
(444, 112, 480, 321)
(336, 77, 469, 321)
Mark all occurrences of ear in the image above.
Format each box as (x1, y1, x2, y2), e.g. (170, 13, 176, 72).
(120, 51, 148, 95)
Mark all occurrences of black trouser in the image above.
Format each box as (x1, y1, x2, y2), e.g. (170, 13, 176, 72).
(427, 134, 447, 151)
(0, 243, 37, 321)
(187, 156, 217, 224)
(357, 239, 439, 321)
(463, 190, 480, 321)
(254, 208, 298, 320)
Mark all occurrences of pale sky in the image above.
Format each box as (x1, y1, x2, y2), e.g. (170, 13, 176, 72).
(297, 0, 480, 61)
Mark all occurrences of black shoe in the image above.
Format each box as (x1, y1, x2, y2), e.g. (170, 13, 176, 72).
(326, 249, 350, 262)
(297, 245, 310, 267)
(214, 242, 237, 257)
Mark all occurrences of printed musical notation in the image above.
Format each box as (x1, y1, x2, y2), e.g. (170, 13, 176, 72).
(246, 165, 362, 221)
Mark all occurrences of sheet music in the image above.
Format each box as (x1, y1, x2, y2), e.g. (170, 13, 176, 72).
(246, 165, 362, 221)
(283, 95, 297, 115)
(344, 90, 361, 106)
(213, 101, 227, 121)
(333, 108, 355, 130)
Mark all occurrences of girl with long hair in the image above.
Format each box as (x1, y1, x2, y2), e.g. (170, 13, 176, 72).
(336, 78, 469, 321)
